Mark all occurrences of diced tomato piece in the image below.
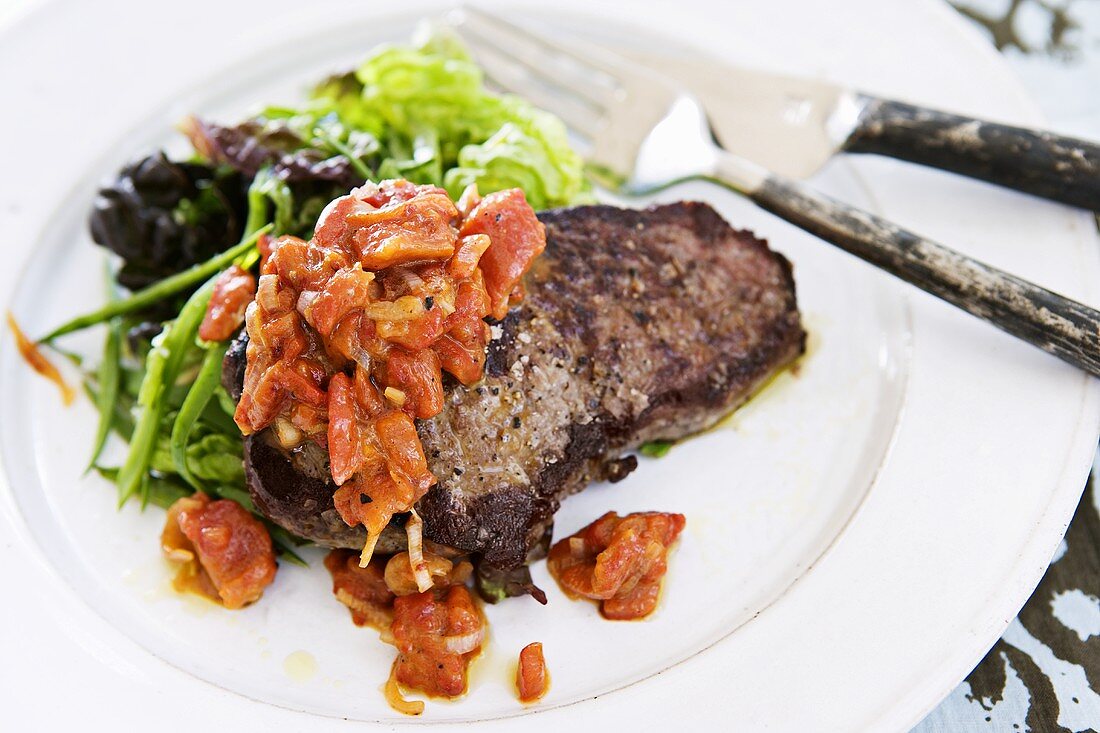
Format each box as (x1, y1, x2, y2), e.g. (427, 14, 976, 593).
(326, 371, 362, 485)
(303, 263, 375, 338)
(383, 348, 445, 419)
(547, 512, 685, 620)
(237, 357, 329, 433)
(601, 581, 663, 621)
(163, 492, 277, 610)
(459, 189, 546, 320)
(383, 551, 471, 597)
(278, 361, 328, 406)
(324, 549, 394, 630)
(313, 194, 377, 253)
(450, 276, 492, 325)
(516, 642, 549, 703)
(235, 364, 304, 435)
(265, 234, 349, 291)
(352, 363, 388, 418)
(375, 409, 435, 494)
(257, 232, 276, 270)
(375, 306, 446, 351)
(349, 192, 460, 269)
(333, 469, 378, 530)
(455, 183, 481, 219)
(391, 585, 484, 698)
(333, 462, 416, 537)
(447, 234, 491, 280)
(200, 265, 256, 342)
(327, 368, 387, 486)
(356, 179, 431, 209)
(433, 334, 485, 386)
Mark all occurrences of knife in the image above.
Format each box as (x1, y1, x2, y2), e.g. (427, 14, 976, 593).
(622, 54, 1100, 211)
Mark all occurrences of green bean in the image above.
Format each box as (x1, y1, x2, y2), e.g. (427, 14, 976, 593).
(85, 316, 122, 472)
(86, 265, 123, 471)
(239, 247, 261, 272)
(200, 394, 240, 436)
(40, 225, 270, 342)
(114, 344, 166, 506)
(82, 379, 136, 439)
(212, 483, 256, 512)
(270, 530, 308, 567)
(116, 275, 216, 506)
(246, 168, 286, 236)
(142, 474, 191, 510)
(245, 175, 271, 237)
(170, 342, 229, 490)
(94, 466, 118, 482)
(97, 464, 189, 509)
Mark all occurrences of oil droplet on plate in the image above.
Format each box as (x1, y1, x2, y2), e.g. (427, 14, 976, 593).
(283, 650, 318, 682)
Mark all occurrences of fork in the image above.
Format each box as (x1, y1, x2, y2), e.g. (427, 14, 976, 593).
(451, 7, 1100, 378)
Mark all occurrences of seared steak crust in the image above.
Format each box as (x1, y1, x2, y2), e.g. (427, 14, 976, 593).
(232, 202, 804, 570)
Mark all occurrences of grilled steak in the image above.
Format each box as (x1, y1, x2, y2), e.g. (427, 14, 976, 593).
(229, 202, 805, 571)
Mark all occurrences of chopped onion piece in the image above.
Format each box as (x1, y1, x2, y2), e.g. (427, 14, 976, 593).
(442, 628, 484, 655)
(384, 387, 407, 407)
(273, 417, 303, 448)
(350, 347, 373, 372)
(296, 290, 319, 315)
(393, 268, 426, 292)
(385, 663, 424, 716)
(163, 547, 194, 563)
(254, 274, 283, 311)
(358, 529, 382, 569)
(405, 510, 433, 593)
(365, 295, 425, 321)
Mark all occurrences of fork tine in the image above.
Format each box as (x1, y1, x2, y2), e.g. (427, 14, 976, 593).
(464, 35, 605, 140)
(457, 7, 622, 108)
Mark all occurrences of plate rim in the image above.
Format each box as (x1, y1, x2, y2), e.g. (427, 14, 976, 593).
(0, 0, 1097, 730)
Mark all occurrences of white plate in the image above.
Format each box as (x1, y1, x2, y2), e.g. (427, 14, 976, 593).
(0, 0, 1096, 730)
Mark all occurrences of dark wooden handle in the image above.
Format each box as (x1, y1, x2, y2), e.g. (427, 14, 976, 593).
(843, 97, 1100, 211)
(751, 175, 1100, 376)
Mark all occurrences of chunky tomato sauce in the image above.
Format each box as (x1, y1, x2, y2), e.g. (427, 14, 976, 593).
(516, 642, 549, 703)
(235, 180, 545, 565)
(199, 264, 256, 342)
(325, 547, 485, 710)
(547, 511, 686, 620)
(324, 549, 395, 630)
(391, 585, 486, 698)
(162, 492, 277, 609)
